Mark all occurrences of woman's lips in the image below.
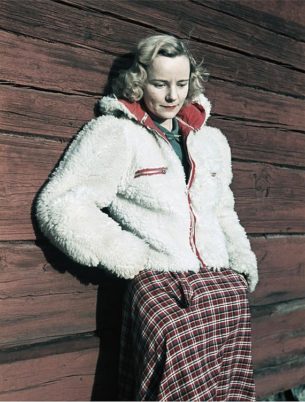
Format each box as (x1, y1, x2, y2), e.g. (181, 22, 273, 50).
(162, 105, 178, 110)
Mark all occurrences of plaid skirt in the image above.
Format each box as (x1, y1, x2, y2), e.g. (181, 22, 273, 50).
(118, 267, 255, 401)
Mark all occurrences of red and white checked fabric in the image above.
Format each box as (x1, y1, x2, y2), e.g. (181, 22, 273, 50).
(118, 267, 255, 401)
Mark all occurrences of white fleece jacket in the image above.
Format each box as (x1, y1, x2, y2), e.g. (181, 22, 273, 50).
(36, 94, 258, 292)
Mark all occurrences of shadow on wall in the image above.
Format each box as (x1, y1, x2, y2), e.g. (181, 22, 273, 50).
(91, 276, 129, 400)
(30, 52, 139, 400)
(33, 230, 129, 401)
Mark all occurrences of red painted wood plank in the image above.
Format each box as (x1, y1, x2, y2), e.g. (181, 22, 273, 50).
(231, 162, 305, 234)
(1, 15, 304, 98)
(253, 298, 305, 397)
(198, 0, 305, 40)
(0, 30, 111, 95)
(206, 80, 305, 132)
(0, 347, 99, 401)
(252, 299, 305, 368)
(0, 86, 95, 137)
(0, 243, 97, 348)
(249, 236, 305, 306)
(234, 0, 305, 28)
(1, 235, 305, 350)
(210, 118, 305, 168)
(255, 362, 305, 399)
(65, 0, 305, 70)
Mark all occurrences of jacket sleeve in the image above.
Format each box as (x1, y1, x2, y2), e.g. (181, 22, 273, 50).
(215, 129, 258, 292)
(35, 116, 150, 279)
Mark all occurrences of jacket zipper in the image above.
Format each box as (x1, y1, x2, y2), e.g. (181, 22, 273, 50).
(153, 128, 206, 268)
(185, 134, 207, 268)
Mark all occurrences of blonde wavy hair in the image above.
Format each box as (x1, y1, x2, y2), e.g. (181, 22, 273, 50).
(112, 35, 209, 103)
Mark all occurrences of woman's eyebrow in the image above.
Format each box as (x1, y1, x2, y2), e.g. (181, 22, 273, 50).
(150, 78, 189, 82)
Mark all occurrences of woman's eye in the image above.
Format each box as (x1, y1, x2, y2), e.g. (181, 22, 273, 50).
(153, 83, 165, 88)
(178, 82, 188, 87)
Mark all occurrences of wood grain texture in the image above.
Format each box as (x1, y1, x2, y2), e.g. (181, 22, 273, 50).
(0, 332, 304, 400)
(0, 241, 129, 349)
(0, 242, 97, 348)
(211, 118, 305, 168)
(252, 298, 305, 366)
(253, 297, 305, 397)
(0, 30, 110, 95)
(198, 0, 305, 41)
(0, 346, 99, 401)
(0, 331, 121, 401)
(65, 0, 305, 70)
(231, 162, 305, 234)
(0, 85, 96, 137)
(228, 0, 305, 35)
(0, 134, 66, 239)
(249, 236, 305, 306)
(206, 80, 305, 133)
(255, 361, 305, 399)
(1, 11, 305, 98)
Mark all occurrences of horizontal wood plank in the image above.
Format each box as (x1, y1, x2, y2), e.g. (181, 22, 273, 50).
(0, 333, 99, 364)
(0, 86, 96, 137)
(199, 0, 305, 40)
(0, 331, 122, 401)
(255, 360, 305, 398)
(211, 118, 305, 168)
(0, 346, 99, 401)
(3, 0, 304, 70)
(0, 30, 111, 95)
(249, 236, 305, 306)
(231, 162, 305, 233)
(0, 243, 97, 348)
(1, 241, 305, 399)
(1, 19, 305, 98)
(1, 134, 305, 240)
(252, 298, 305, 396)
(0, 242, 128, 348)
(65, 0, 305, 70)
(252, 299, 305, 368)
(207, 80, 305, 133)
(232, 0, 305, 32)
(2, 85, 305, 169)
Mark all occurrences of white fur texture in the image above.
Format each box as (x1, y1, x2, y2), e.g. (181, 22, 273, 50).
(36, 95, 258, 292)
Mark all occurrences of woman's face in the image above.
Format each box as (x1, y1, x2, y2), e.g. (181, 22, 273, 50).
(142, 55, 190, 130)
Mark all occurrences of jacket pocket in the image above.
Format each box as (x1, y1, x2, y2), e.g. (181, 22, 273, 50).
(134, 167, 168, 178)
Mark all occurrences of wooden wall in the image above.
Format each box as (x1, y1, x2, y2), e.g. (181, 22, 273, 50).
(1, 0, 305, 400)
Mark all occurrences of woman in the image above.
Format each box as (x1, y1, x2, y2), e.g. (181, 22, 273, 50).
(36, 35, 258, 401)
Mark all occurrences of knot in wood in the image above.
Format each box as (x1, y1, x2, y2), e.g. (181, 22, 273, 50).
(254, 169, 271, 197)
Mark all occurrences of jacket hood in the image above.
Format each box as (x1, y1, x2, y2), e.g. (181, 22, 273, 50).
(98, 93, 211, 137)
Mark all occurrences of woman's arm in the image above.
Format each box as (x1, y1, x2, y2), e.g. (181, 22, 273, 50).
(36, 116, 149, 279)
(215, 128, 258, 292)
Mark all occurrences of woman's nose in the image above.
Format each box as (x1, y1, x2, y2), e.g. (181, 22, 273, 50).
(166, 86, 178, 102)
